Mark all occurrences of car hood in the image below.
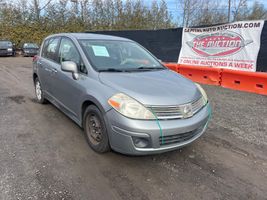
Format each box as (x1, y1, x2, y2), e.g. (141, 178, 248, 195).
(99, 69, 201, 106)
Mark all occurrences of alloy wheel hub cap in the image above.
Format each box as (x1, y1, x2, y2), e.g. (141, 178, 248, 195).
(88, 115, 102, 142)
(36, 81, 42, 100)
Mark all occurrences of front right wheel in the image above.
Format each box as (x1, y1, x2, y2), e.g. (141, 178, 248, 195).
(83, 105, 110, 153)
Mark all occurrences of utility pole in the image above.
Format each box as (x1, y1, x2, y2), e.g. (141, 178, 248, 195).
(228, 0, 231, 23)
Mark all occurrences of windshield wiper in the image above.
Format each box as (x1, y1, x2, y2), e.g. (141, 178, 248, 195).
(127, 66, 165, 71)
(98, 66, 165, 73)
(98, 68, 126, 72)
(137, 66, 164, 70)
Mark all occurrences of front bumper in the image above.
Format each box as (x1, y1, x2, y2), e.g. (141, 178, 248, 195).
(105, 103, 211, 155)
(0, 51, 13, 56)
(23, 52, 37, 56)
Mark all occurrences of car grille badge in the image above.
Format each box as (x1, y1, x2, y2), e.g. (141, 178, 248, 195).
(181, 104, 193, 118)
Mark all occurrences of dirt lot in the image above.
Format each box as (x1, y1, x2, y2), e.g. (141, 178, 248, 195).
(0, 57, 267, 200)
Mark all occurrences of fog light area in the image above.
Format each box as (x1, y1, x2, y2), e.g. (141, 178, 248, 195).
(132, 137, 150, 148)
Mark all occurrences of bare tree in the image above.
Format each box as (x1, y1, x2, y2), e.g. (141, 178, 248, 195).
(178, 0, 267, 27)
(79, 0, 90, 23)
(30, 0, 53, 22)
(178, 0, 228, 27)
(179, 0, 202, 27)
(232, 0, 248, 21)
(193, 0, 227, 26)
(247, 1, 267, 20)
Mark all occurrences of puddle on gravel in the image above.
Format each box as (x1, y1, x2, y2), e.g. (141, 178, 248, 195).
(7, 95, 26, 104)
(30, 97, 38, 103)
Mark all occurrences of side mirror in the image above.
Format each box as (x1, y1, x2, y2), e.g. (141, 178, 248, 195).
(61, 61, 79, 80)
(158, 59, 162, 63)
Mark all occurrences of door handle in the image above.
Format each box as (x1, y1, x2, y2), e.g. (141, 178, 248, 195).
(44, 67, 52, 72)
(52, 68, 57, 73)
(37, 60, 43, 67)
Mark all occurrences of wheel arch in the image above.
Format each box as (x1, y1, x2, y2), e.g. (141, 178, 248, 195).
(80, 97, 108, 127)
(33, 73, 38, 83)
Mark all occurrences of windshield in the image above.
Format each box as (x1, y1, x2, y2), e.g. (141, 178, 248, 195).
(23, 43, 38, 48)
(79, 40, 164, 72)
(0, 41, 12, 48)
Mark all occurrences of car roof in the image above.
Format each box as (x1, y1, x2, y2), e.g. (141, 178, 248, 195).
(46, 33, 132, 42)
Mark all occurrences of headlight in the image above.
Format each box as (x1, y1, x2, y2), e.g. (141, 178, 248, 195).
(7, 48, 12, 52)
(195, 83, 208, 104)
(108, 93, 155, 120)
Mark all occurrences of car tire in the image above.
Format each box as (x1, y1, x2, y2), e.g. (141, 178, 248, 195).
(34, 77, 47, 104)
(83, 105, 110, 153)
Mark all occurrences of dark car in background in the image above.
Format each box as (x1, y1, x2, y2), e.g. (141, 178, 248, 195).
(0, 40, 16, 56)
(22, 43, 39, 57)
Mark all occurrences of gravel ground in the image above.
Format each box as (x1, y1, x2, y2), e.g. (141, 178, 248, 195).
(0, 57, 267, 200)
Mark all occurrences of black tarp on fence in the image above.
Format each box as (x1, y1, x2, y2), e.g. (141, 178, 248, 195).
(93, 28, 182, 63)
(256, 21, 267, 72)
(91, 21, 267, 72)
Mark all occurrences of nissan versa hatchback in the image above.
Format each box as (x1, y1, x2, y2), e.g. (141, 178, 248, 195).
(33, 33, 211, 155)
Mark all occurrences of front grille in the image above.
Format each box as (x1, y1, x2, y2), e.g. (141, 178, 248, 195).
(148, 97, 206, 120)
(159, 130, 199, 146)
(0, 49, 7, 53)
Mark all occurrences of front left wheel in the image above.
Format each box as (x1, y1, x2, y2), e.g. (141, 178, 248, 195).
(83, 105, 110, 153)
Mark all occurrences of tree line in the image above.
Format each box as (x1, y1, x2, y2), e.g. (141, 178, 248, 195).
(179, 0, 267, 27)
(0, 0, 267, 47)
(0, 0, 174, 46)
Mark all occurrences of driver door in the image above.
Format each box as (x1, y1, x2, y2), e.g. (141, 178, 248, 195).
(50, 37, 87, 120)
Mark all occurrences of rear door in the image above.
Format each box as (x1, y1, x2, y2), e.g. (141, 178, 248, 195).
(37, 37, 60, 97)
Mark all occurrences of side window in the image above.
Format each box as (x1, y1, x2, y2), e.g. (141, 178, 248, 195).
(42, 37, 60, 62)
(59, 38, 87, 74)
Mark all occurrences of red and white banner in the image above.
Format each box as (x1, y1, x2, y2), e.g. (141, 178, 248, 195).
(178, 20, 264, 72)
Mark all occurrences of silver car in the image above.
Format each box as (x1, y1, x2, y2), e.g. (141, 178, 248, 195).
(33, 33, 211, 155)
